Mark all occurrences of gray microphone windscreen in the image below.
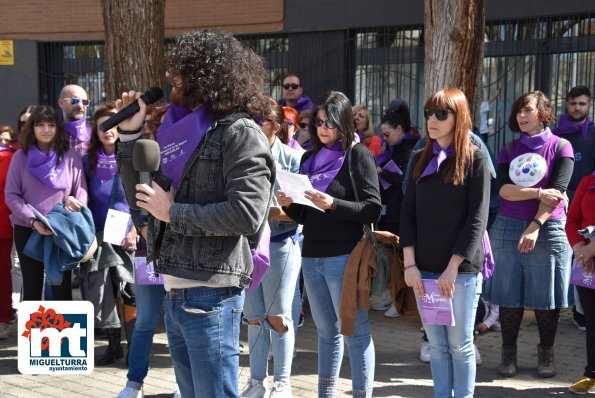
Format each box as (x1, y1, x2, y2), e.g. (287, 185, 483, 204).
(133, 139, 161, 172)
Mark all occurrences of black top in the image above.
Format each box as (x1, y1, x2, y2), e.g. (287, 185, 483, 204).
(399, 147, 490, 273)
(378, 138, 417, 232)
(284, 143, 382, 258)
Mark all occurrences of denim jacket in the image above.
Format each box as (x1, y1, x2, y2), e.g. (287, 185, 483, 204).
(116, 113, 275, 288)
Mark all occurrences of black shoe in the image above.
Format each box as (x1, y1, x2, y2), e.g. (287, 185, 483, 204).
(96, 328, 123, 366)
(573, 308, 586, 331)
(96, 343, 123, 366)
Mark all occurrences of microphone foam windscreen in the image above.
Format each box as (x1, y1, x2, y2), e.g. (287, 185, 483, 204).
(133, 139, 161, 172)
(143, 87, 163, 104)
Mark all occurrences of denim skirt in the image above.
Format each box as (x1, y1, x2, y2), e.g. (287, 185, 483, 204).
(484, 215, 571, 310)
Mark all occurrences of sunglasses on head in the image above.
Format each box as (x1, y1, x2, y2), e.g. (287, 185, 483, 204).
(313, 119, 336, 129)
(64, 98, 89, 106)
(282, 83, 301, 90)
(423, 108, 453, 121)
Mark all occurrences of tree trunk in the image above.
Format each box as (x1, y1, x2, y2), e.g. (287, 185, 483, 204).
(101, 0, 165, 102)
(424, 0, 484, 117)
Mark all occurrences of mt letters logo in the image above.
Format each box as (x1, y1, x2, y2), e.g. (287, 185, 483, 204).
(18, 301, 94, 374)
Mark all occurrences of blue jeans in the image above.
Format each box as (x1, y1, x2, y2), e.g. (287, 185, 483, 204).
(302, 254, 374, 398)
(243, 237, 301, 383)
(126, 283, 165, 387)
(164, 286, 244, 398)
(416, 272, 482, 398)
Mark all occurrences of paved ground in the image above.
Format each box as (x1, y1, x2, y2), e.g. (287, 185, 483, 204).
(0, 303, 586, 397)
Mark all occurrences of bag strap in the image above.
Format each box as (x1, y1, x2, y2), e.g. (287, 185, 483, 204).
(347, 146, 378, 247)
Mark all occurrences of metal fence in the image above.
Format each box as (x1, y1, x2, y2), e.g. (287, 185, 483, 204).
(38, 13, 595, 150)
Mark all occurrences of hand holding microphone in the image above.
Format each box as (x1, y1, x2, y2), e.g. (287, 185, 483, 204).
(107, 87, 163, 133)
(132, 139, 173, 222)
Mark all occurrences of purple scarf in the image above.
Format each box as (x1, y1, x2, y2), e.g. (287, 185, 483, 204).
(287, 138, 302, 151)
(63, 117, 91, 142)
(27, 145, 68, 189)
(281, 95, 314, 114)
(156, 104, 215, 190)
(95, 148, 117, 182)
(416, 141, 453, 184)
(553, 115, 593, 141)
(0, 145, 13, 152)
(519, 128, 552, 151)
(375, 131, 416, 166)
(300, 141, 346, 192)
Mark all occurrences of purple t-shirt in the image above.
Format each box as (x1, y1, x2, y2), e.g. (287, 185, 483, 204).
(498, 132, 574, 220)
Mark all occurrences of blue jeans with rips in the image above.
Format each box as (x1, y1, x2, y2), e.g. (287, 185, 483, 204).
(416, 271, 482, 398)
(243, 236, 301, 384)
(302, 254, 375, 398)
(126, 283, 165, 388)
(164, 286, 244, 398)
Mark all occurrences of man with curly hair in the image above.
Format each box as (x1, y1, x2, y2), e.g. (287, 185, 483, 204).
(114, 30, 275, 398)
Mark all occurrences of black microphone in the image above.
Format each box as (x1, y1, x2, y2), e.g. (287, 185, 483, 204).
(132, 139, 161, 213)
(100, 87, 163, 132)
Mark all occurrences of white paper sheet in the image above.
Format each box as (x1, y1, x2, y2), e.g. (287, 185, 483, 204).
(275, 169, 324, 212)
(103, 208, 131, 246)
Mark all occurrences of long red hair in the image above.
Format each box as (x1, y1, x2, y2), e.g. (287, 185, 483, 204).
(413, 88, 474, 186)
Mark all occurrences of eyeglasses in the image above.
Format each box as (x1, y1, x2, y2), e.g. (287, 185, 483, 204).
(313, 119, 336, 129)
(282, 83, 301, 90)
(64, 98, 89, 106)
(299, 122, 308, 129)
(382, 131, 390, 138)
(285, 120, 294, 127)
(423, 109, 453, 121)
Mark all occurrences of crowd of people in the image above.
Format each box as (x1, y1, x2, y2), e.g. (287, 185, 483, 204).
(0, 29, 593, 398)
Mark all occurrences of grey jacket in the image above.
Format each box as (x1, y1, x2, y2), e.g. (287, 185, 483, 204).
(116, 113, 275, 288)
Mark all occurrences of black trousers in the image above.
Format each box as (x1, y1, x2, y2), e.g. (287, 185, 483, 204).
(14, 225, 72, 301)
(577, 285, 595, 378)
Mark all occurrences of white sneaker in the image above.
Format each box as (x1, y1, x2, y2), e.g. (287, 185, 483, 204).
(383, 304, 400, 318)
(173, 384, 182, 398)
(474, 344, 482, 366)
(420, 340, 431, 363)
(116, 387, 144, 398)
(371, 295, 392, 311)
(0, 323, 9, 339)
(269, 381, 292, 398)
(240, 378, 268, 398)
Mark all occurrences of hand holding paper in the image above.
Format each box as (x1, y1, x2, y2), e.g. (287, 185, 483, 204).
(378, 160, 403, 190)
(275, 169, 324, 211)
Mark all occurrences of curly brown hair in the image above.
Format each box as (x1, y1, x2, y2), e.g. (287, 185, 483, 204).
(87, 103, 117, 174)
(20, 105, 69, 161)
(166, 30, 271, 119)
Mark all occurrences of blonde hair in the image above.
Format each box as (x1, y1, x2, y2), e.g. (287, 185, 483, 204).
(352, 105, 374, 142)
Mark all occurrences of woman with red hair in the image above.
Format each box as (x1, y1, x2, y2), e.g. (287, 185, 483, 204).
(400, 88, 490, 397)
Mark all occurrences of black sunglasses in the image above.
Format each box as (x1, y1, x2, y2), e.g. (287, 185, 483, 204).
(299, 122, 308, 129)
(423, 109, 453, 121)
(282, 83, 301, 90)
(313, 118, 336, 129)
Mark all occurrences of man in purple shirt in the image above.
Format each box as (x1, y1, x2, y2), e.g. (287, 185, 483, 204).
(58, 84, 91, 156)
(279, 73, 314, 114)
